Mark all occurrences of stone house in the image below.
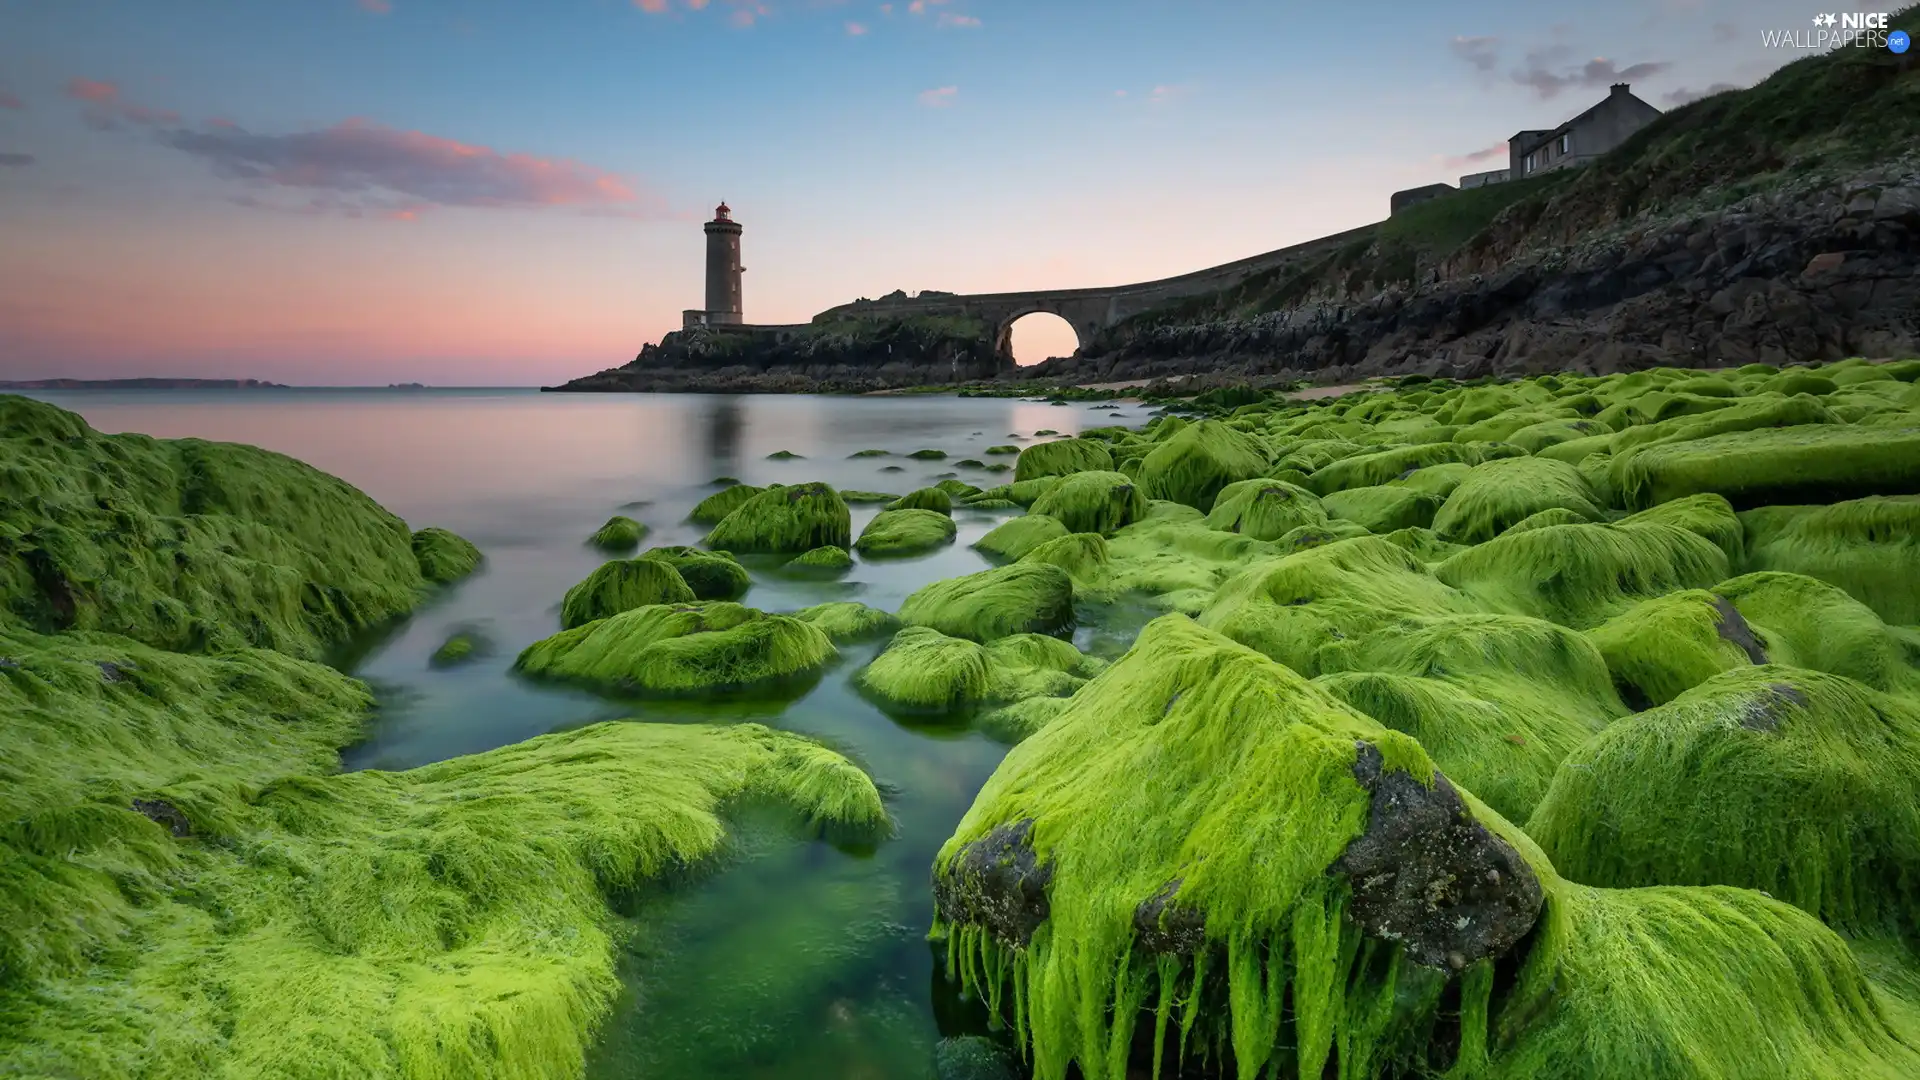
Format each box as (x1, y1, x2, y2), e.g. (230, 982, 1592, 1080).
(1508, 83, 1662, 180)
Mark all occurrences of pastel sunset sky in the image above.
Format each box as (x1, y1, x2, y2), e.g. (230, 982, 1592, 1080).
(0, 0, 1820, 384)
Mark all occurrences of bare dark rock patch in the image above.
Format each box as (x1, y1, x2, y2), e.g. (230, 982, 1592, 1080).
(934, 818, 1053, 949)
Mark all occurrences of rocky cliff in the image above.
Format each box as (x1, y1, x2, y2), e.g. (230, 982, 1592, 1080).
(1031, 23, 1920, 384)
(550, 315, 1011, 393)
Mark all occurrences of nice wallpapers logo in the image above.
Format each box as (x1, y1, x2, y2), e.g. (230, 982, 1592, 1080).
(1761, 12, 1910, 51)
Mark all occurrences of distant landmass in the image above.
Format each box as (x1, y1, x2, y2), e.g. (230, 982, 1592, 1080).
(0, 377, 289, 390)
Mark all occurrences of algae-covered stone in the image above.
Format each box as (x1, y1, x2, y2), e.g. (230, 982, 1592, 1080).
(840, 490, 900, 504)
(429, 629, 488, 668)
(935, 478, 983, 500)
(1432, 456, 1604, 544)
(1203, 478, 1326, 541)
(908, 448, 948, 460)
(703, 482, 852, 554)
(689, 483, 767, 525)
(858, 626, 1103, 713)
(412, 527, 483, 585)
(1321, 483, 1442, 533)
(1611, 423, 1920, 510)
(588, 514, 648, 552)
(1528, 665, 1920, 936)
(766, 449, 804, 460)
(934, 615, 1543, 1080)
(1584, 589, 1764, 707)
(973, 514, 1071, 561)
(899, 562, 1075, 643)
(783, 545, 853, 574)
(854, 508, 958, 557)
(638, 545, 751, 601)
(1014, 437, 1113, 482)
(1026, 471, 1147, 535)
(519, 601, 836, 694)
(1739, 496, 1920, 625)
(560, 558, 698, 629)
(1276, 518, 1373, 553)
(1436, 519, 1729, 630)
(888, 487, 953, 515)
(790, 601, 898, 642)
(0, 395, 459, 659)
(1135, 419, 1270, 509)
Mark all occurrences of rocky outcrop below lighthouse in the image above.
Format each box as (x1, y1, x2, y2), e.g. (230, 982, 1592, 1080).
(548, 315, 1012, 393)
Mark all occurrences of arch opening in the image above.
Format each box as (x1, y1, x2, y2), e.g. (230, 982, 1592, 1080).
(1005, 311, 1081, 367)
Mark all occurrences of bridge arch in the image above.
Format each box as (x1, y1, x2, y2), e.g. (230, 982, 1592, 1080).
(990, 299, 1104, 362)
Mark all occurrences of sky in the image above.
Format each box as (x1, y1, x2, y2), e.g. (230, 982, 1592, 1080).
(0, 0, 1833, 384)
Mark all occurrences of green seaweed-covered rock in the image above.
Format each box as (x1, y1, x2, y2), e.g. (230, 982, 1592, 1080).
(899, 562, 1075, 643)
(840, 490, 900, 505)
(0, 395, 462, 659)
(519, 601, 836, 695)
(858, 627, 1103, 713)
(934, 615, 1543, 1080)
(1436, 519, 1730, 630)
(689, 483, 767, 525)
(429, 629, 487, 668)
(908, 448, 948, 461)
(973, 514, 1071, 561)
(888, 487, 953, 515)
(1135, 419, 1270, 509)
(1739, 496, 1920, 626)
(1611, 423, 1920, 510)
(638, 545, 751, 601)
(412, 527, 483, 585)
(854, 508, 958, 557)
(1432, 457, 1605, 544)
(783, 545, 854, 574)
(1026, 471, 1147, 535)
(560, 558, 698, 629)
(789, 601, 898, 642)
(1013, 437, 1113, 482)
(1321, 484, 1443, 533)
(588, 514, 648, 552)
(1203, 478, 1326, 540)
(1528, 665, 1920, 935)
(703, 482, 851, 554)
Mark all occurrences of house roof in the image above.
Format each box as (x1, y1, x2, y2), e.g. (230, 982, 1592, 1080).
(1510, 86, 1660, 153)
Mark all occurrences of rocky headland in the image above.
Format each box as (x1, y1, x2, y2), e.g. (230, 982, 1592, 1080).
(551, 17, 1918, 395)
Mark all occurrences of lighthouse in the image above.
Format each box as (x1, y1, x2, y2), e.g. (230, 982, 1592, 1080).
(702, 202, 744, 326)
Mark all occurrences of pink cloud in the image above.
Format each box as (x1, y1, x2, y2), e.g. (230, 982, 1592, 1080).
(1441, 142, 1508, 168)
(918, 85, 957, 107)
(65, 78, 181, 128)
(161, 117, 674, 220)
(358, 0, 392, 13)
(0, 88, 23, 110)
(634, 0, 765, 23)
(846, 20, 868, 35)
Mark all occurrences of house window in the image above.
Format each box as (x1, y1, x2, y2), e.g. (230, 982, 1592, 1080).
(1558, 134, 1570, 155)
(1524, 155, 1534, 175)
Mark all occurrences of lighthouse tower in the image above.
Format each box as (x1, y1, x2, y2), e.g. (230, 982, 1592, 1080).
(702, 202, 744, 326)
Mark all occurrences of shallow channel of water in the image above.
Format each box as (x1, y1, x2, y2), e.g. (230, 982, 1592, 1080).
(28, 387, 1149, 1078)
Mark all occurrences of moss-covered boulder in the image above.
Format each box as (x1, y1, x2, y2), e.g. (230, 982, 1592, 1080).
(1528, 665, 1920, 936)
(1739, 496, 1920, 625)
(783, 545, 853, 574)
(1584, 589, 1766, 707)
(1436, 519, 1729, 630)
(840, 490, 900, 504)
(1432, 457, 1605, 544)
(887, 487, 953, 515)
(1013, 437, 1114, 482)
(973, 514, 1070, 561)
(1321, 484, 1443, 533)
(519, 601, 836, 695)
(790, 601, 898, 642)
(0, 395, 468, 659)
(854, 508, 958, 557)
(857, 627, 1102, 713)
(588, 514, 647, 552)
(702, 482, 851, 554)
(412, 527, 483, 585)
(934, 615, 1544, 1080)
(899, 563, 1074, 643)
(1203, 478, 1326, 540)
(908, 448, 948, 461)
(559, 557, 696, 629)
(1025, 471, 1147, 535)
(1611, 423, 1920, 510)
(689, 483, 767, 525)
(1135, 419, 1270, 509)
(634, 545, 750, 601)
(429, 629, 487, 668)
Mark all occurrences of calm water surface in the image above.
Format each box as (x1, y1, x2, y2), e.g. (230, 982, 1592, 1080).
(27, 387, 1148, 1079)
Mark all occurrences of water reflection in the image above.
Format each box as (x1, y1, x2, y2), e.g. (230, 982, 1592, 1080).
(703, 396, 744, 470)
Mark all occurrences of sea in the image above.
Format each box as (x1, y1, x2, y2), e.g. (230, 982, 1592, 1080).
(20, 386, 1146, 1079)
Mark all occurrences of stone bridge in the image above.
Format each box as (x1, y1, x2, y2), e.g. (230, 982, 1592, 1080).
(811, 221, 1380, 359)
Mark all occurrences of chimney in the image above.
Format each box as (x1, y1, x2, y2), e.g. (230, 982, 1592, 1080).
(1610, 82, 1629, 96)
